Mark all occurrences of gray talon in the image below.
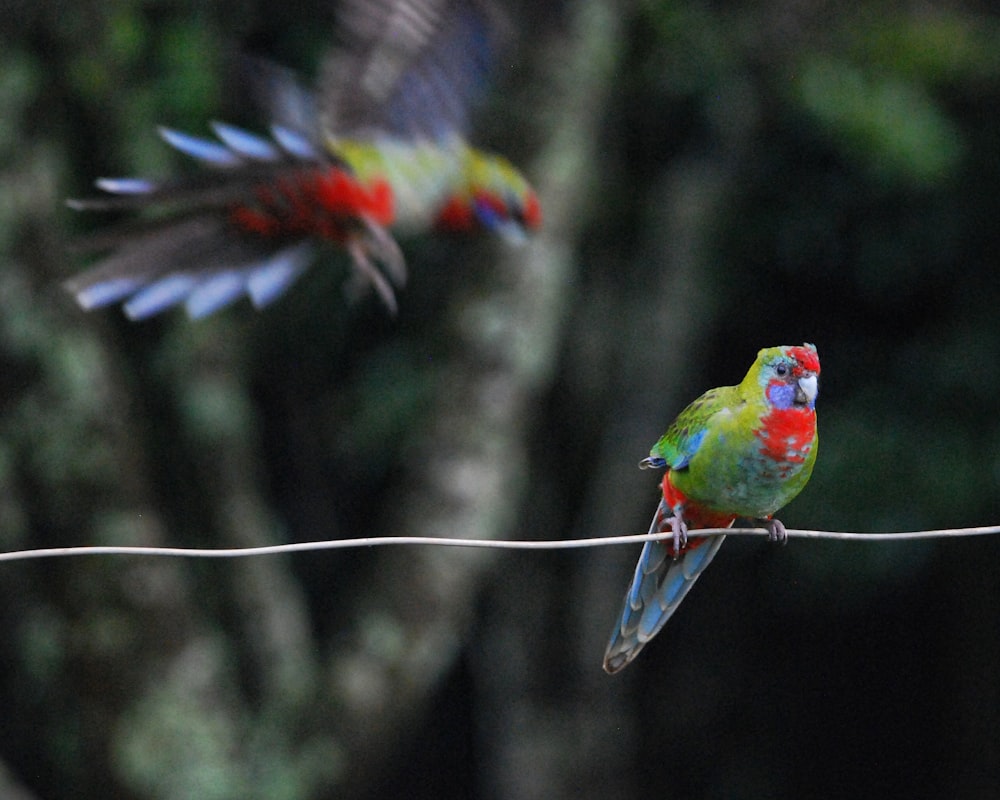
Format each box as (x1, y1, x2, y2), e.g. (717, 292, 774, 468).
(669, 515, 689, 558)
(762, 518, 788, 544)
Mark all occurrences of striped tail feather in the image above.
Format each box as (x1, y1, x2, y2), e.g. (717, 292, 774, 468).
(603, 500, 730, 674)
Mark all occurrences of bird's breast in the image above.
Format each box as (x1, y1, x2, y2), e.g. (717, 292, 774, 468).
(753, 406, 817, 465)
(673, 405, 817, 519)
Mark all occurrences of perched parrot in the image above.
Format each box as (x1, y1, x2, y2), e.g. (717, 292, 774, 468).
(603, 343, 820, 674)
(65, 0, 540, 319)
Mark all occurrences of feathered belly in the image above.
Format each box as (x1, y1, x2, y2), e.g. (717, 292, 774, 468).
(685, 456, 814, 519)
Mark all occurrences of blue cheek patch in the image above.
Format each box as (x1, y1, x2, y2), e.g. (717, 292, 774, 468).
(766, 381, 796, 409)
(474, 196, 504, 229)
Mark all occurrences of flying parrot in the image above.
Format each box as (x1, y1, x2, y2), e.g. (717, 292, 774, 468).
(65, 0, 541, 319)
(603, 343, 820, 674)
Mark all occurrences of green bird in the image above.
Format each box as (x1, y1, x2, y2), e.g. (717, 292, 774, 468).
(604, 344, 820, 673)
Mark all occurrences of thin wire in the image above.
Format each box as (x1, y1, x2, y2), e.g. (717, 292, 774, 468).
(0, 525, 997, 563)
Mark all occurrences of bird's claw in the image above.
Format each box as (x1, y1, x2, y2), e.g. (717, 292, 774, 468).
(669, 515, 689, 559)
(762, 518, 788, 545)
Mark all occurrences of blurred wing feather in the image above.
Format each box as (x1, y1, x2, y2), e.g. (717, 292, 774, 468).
(320, 0, 508, 139)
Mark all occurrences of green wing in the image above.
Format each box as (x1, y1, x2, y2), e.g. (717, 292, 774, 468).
(643, 386, 736, 470)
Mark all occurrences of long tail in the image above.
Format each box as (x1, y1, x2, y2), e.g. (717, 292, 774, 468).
(603, 500, 729, 674)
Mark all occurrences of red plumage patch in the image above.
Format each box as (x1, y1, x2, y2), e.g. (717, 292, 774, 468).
(522, 191, 542, 229)
(660, 472, 737, 556)
(434, 196, 476, 231)
(789, 345, 820, 374)
(229, 168, 395, 242)
(754, 406, 816, 466)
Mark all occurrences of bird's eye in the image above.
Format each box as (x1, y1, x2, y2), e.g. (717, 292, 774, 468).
(775, 363, 789, 377)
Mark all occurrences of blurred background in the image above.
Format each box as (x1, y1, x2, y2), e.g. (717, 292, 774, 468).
(3, 0, 1000, 797)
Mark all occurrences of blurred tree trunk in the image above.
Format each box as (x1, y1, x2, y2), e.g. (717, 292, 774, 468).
(467, 4, 771, 799)
(324, 2, 620, 794)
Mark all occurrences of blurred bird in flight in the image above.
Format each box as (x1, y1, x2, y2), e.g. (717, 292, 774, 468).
(66, 0, 541, 319)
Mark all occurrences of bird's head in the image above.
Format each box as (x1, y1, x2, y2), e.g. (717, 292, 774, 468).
(434, 149, 541, 239)
(749, 343, 820, 410)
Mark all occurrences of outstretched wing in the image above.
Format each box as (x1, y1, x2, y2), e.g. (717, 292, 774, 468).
(66, 122, 404, 318)
(319, 0, 540, 238)
(319, 0, 509, 140)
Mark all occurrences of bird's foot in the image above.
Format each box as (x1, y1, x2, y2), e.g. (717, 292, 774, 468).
(345, 230, 403, 315)
(668, 514, 689, 559)
(760, 517, 788, 544)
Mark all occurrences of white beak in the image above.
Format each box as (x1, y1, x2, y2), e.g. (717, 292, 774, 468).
(796, 374, 818, 405)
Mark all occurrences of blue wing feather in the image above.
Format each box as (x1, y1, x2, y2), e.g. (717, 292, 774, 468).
(210, 122, 281, 162)
(158, 127, 243, 167)
(185, 270, 247, 319)
(94, 178, 159, 195)
(246, 244, 313, 308)
(77, 243, 317, 321)
(270, 125, 319, 160)
(74, 277, 145, 310)
(124, 275, 199, 320)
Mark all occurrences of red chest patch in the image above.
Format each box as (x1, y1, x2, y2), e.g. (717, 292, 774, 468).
(754, 407, 816, 464)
